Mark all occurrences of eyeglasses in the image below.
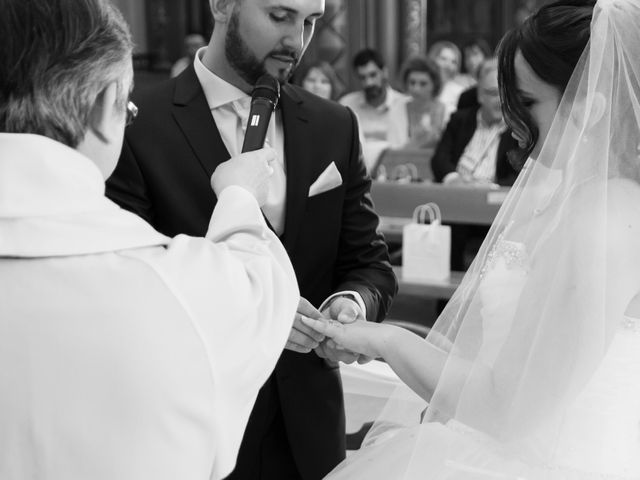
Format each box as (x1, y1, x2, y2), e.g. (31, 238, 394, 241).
(126, 101, 138, 126)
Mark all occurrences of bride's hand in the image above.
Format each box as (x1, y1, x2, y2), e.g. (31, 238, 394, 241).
(300, 316, 394, 360)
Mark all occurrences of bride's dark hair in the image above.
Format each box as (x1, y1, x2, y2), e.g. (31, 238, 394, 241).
(497, 0, 595, 165)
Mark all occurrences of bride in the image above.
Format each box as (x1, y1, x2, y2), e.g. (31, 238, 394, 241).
(303, 0, 640, 478)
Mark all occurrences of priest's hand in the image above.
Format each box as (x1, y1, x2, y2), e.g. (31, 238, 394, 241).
(314, 296, 365, 364)
(285, 297, 326, 353)
(210, 147, 276, 206)
(303, 316, 392, 361)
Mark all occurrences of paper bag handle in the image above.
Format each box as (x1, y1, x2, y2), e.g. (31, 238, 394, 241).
(391, 163, 419, 181)
(412, 202, 442, 225)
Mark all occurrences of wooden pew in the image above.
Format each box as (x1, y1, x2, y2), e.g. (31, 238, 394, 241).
(374, 148, 435, 182)
(372, 181, 509, 243)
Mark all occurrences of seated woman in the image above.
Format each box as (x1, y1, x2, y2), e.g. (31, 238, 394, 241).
(455, 37, 493, 101)
(294, 60, 343, 101)
(388, 55, 447, 150)
(428, 40, 465, 119)
(304, 0, 640, 478)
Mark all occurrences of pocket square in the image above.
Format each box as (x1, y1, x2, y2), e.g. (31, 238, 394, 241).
(308, 162, 342, 197)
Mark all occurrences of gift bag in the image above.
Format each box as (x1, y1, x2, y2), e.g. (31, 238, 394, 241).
(402, 203, 451, 282)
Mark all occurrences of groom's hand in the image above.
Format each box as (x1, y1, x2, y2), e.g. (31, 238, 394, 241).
(315, 296, 364, 364)
(285, 297, 326, 354)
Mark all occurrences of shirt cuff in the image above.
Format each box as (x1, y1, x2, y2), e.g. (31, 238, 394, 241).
(319, 291, 367, 320)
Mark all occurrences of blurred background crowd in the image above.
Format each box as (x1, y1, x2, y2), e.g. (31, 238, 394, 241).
(112, 0, 545, 327)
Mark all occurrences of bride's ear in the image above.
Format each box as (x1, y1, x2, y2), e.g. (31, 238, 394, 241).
(571, 91, 606, 131)
(586, 91, 606, 128)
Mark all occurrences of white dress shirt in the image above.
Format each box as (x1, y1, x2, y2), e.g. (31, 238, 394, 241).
(194, 49, 286, 234)
(0, 133, 298, 480)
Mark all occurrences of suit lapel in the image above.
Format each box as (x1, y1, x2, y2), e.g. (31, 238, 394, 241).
(170, 74, 311, 242)
(280, 85, 313, 249)
(172, 66, 230, 179)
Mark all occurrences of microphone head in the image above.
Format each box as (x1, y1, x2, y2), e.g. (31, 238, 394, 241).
(251, 74, 280, 107)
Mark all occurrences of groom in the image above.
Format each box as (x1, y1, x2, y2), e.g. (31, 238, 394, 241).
(105, 0, 397, 478)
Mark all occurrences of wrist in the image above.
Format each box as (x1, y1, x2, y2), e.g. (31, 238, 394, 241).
(320, 291, 367, 320)
(378, 324, 403, 359)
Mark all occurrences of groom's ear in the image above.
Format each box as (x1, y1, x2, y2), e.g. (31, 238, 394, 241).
(210, 0, 234, 23)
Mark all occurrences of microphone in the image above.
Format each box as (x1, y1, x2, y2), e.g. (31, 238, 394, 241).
(241, 74, 280, 153)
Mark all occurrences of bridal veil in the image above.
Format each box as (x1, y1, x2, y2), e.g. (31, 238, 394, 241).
(357, 0, 640, 476)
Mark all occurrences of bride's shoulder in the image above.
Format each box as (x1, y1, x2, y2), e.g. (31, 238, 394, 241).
(607, 178, 640, 245)
(607, 177, 640, 210)
(568, 177, 640, 218)
(604, 178, 640, 231)
(562, 178, 640, 250)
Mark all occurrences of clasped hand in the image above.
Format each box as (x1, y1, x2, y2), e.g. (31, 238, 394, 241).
(285, 296, 371, 365)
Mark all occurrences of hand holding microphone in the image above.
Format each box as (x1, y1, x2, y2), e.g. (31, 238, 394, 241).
(211, 74, 281, 205)
(211, 147, 277, 206)
(241, 73, 280, 153)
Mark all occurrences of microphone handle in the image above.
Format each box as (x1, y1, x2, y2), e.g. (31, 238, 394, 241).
(241, 97, 276, 153)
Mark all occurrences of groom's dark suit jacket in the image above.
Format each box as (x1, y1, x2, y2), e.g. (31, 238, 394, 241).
(106, 65, 397, 480)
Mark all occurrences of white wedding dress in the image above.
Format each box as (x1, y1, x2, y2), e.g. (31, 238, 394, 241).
(327, 182, 640, 479)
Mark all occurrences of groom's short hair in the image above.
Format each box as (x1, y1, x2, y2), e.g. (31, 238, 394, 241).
(0, 0, 133, 148)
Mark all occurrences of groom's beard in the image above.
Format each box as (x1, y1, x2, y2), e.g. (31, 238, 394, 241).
(225, 9, 300, 85)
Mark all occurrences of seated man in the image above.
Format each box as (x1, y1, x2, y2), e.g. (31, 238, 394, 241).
(456, 85, 480, 111)
(339, 48, 408, 171)
(431, 58, 520, 186)
(431, 58, 522, 271)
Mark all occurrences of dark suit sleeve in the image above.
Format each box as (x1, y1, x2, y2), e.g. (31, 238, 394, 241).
(431, 114, 462, 182)
(332, 109, 398, 323)
(106, 135, 154, 224)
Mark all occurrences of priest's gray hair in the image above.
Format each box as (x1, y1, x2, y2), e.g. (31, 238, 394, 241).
(0, 0, 133, 147)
